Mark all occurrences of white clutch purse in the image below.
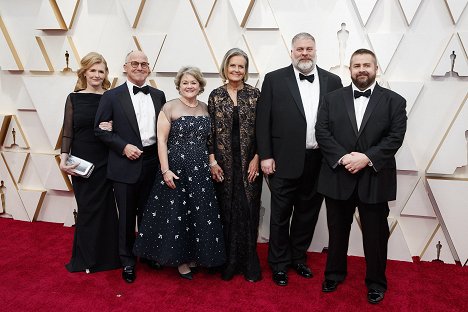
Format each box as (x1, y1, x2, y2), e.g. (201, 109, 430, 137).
(66, 155, 95, 178)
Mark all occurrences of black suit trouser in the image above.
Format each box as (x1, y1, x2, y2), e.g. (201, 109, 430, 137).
(324, 191, 389, 291)
(113, 144, 158, 267)
(268, 149, 323, 272)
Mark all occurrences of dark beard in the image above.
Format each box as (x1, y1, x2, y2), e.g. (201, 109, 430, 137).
(351, 74, 376, 90)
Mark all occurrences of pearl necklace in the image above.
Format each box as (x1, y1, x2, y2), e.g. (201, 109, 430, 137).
(179, 97, 198, 108)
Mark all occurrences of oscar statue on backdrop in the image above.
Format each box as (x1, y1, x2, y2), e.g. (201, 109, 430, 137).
(73, 209, 78, 226)
(62, 50, 72, 72)
(0, 180, 12, 218)
(445, 51, 459, 77)
(8, 128, 19, 148)
(330, 22, 350, 85)
(432, 241, 444, 263)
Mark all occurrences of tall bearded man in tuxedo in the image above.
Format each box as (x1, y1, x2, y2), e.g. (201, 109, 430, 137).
(256, 32, 342, 286)
(95, 51, 166, 283)
(315, 48, 407, 304)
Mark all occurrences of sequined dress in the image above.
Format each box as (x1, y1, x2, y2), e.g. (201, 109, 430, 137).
(133, 99, 226, 267)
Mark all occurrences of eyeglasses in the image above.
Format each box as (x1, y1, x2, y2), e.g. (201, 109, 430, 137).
(126, 61, 150, 69)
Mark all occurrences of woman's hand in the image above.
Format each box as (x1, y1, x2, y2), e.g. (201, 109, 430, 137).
(247, 155, 260, 183)
(99, 120, 113, 131)
(210, 164, 224, 183)
(59, 158, 79, 176)
(163, 170, 179, 189)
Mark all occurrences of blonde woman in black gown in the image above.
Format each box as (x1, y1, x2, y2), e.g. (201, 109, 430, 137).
(60, 52, 120, 273)
(208, 48, 263, 282)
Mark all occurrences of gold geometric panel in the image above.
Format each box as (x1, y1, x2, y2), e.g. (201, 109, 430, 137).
(243, 30, 290, 76)
(0, 15, 24, 70)
(22, 75, 77, 149)
(368, 32, 404, 73)
(18, 189, 46, 222)
(432, 33, 468, 77)
(190, 0, 217, 27)
(428, 178, 468, 265)
(1, 151, 29, 184)
(29, 153, 70, 191)
(228, 0, 255, 27)
(245, 0, 278, 29)
(119, 0, 146, 28)
(3, 115, 29, 149)
(397, 0, 423, 25)
(399, 216, 439, 257)
(0, 155, 29, 221)
(444, 0, 468, 24)
(156, 0, 218, 73)
(387, 81, 424, 116)
(401, 177, 437, 218)
(36, 190, 76, 223)
(36, 0, 68, 30)
(132, 34, 166, 71)
(39, 35, 80, 72)
(352, 0, 379, 26)
(0, 115, 12, 145)
(420, 225, 456, 264)
(427, 93, 468, 175)
(55, 0, 81, 29)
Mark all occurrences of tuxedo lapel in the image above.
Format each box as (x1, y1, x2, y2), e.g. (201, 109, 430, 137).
(317, 67, 328, 104)
(358, 83, 383, 137)
(284, 65, 306, 120)
(342, 86, 358, 135)
(117, 84, 141, 139)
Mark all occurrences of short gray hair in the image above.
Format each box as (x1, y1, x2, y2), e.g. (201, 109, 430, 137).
(291, 32, 315, 48)
(174, 66, 207, 94)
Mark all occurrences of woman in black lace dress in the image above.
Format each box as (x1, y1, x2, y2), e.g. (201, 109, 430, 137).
(208, 48, 263, 282)
(133, 66, 225, 280)
(60, 52, 120, 273)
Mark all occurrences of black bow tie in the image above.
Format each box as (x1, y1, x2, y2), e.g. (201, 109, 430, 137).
(299, 73, 315, 83)
(133, 85, 150, 95)
(354, 89, 371, 99)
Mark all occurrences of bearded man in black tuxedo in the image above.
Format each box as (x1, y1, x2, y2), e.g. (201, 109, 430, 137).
(256, 32, 342, 286)
(315, 48, 407, 304)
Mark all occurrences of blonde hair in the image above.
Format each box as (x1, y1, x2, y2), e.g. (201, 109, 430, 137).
(74, 52, 111, 91)
(219, 48, 249, 82)
(174, 66, 206, 94)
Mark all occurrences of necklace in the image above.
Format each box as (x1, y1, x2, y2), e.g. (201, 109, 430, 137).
(179, 97, 198, 108)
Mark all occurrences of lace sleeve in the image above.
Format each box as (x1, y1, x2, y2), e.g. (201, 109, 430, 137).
(60, 94, 73, 154)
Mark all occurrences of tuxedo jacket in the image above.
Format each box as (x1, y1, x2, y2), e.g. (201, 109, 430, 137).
(94, 83, 166, 184)
(256, 65, 342, 179)
(315, 83, 407, 204)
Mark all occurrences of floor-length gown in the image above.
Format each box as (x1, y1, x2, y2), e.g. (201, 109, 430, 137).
(133, 99, 225, 267)
(62, 93, 120, 273)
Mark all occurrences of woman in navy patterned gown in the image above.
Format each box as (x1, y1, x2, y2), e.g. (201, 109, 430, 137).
(133, 66, 225, 279)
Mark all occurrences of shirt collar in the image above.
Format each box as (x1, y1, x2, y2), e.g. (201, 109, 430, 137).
(351, 81, 376, 95)
(293, 65, 317, 80)
(126, 80, 148, 94)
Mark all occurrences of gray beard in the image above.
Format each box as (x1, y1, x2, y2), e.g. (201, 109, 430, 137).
(295, 59, 315, 74)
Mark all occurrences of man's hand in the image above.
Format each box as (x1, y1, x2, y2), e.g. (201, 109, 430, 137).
(261, 158, 276, 175)
(123, 144, 143, 160)
(343, 152, 370, 174)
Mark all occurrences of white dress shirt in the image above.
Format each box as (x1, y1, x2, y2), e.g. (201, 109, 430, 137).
(294, 66, 320, 149)
(126, 80, 156, 147)
(352, 81, 376, 131)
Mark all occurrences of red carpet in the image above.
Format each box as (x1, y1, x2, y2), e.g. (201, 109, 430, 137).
(0, 218, 467, 312)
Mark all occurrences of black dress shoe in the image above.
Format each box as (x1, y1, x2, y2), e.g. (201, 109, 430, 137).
(179, 271, 193, 280)
(293, 263, 312, 278)
(272, 271, 288, 286)
(145, 259, 162, 270)
(367, 289, 385, 304)
(122, 266, 136, 283)
(322, 279, 339, 292)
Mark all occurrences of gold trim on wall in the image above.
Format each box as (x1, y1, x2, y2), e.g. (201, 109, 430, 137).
(0, 16, 24, 70)
(68, 0, 81, 29)
(35, 36, 54, 71)
(133, 0, 146, 28)
(49, 0, 67, 30)
(240, 0, 256, 28)
(0, 115, 13, 146)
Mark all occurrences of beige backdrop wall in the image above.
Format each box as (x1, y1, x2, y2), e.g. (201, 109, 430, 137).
(0, 0, 467, 266)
